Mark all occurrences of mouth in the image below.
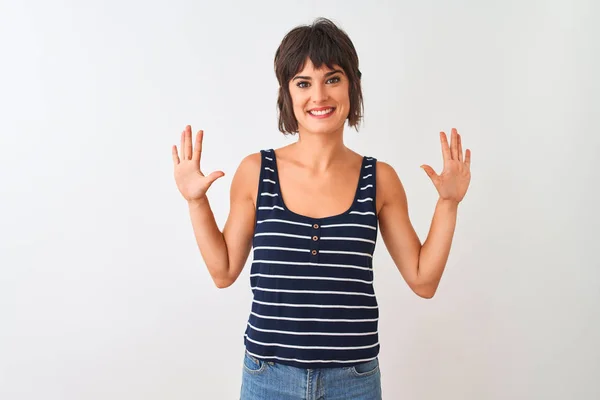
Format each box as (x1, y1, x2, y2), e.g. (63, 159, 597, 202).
(307, 107, 336, 118)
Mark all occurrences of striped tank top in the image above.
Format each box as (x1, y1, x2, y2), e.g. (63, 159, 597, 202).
(243, 149, 380, 369)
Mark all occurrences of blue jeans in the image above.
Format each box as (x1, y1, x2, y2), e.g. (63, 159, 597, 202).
(240, 351, 382, 400)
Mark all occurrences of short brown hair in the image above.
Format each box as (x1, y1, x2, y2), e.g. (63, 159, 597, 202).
(274, 18, 363, 135)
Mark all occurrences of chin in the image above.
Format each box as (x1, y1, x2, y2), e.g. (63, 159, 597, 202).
(300, 118, 346, 135)
(301, 124, 340, 136)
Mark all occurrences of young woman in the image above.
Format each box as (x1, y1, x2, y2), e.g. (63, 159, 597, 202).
(172, 17, 471, 400)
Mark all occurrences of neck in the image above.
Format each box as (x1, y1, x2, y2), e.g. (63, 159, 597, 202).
(292, 125, 348, 171)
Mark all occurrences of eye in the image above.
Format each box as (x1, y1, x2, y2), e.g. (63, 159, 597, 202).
(295, 76, 340, 88)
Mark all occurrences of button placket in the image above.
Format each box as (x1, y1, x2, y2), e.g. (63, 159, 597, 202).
(310, 223, 321, 260)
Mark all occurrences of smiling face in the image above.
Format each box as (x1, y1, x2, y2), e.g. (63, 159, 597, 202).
(288, 58, 350, 136)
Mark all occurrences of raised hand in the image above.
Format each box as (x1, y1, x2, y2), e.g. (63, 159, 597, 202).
(420, 128, 472, 203)
(172, 125, 224, 202)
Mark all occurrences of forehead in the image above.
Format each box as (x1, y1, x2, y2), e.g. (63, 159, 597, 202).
(295, 58, 343, 75)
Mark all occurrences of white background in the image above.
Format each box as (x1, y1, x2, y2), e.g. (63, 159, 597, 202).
(1, 0, 598, 399)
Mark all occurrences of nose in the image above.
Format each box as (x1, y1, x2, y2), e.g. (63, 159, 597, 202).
(311, 83, 329, 103)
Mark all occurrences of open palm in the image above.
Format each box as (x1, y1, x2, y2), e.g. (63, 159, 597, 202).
(421, 128, 472, 203)
(172, 125, 224, 202)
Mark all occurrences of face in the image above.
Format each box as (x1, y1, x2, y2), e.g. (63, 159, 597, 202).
(288, 58, 350, 135)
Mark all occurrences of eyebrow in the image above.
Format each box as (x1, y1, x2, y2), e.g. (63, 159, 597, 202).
(292, 69, 345, 81)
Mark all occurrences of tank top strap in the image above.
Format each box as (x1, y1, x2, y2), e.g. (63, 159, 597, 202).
(257, 149, 283, 209)
(352, 156, 377, 215)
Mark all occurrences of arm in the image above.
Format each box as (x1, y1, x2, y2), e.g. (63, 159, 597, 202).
(377, 129, 471, 298)
(377, 162, 458, 298)
(187, 153, 260, 288)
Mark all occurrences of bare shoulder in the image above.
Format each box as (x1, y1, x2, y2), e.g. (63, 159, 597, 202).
(375, 160, 397, 180)
(230, 152, 262, 204)
(375, 160, 407, 214)
(238, 152, 262, 171)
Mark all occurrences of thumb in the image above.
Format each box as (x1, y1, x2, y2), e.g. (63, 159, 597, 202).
(420, 164, 438, 180)
(205, 170, 225, 186)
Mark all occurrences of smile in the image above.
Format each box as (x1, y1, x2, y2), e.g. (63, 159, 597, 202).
(308, 107, 335, 117)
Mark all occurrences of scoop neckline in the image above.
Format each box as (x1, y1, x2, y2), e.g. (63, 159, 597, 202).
(269, 149, 367, 222)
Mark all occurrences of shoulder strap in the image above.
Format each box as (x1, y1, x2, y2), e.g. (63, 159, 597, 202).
(257, 149, 281, 209)
(355, 156, 377, 214)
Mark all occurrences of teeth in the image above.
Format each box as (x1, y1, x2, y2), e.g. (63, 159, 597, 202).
(309, 108, 333, 116)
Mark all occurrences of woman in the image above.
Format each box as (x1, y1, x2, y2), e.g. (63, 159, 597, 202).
(172, 17, 471, 400)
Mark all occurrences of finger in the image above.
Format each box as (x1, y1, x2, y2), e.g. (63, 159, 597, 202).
(172, 145, 180, 166)
(185, 125, 193, 160)
(440, 132, 452, 163)
(183, 127, 188, 159)
(457, 133, 463, 162)
(450, 128, 458, 160)
(205, 171, 225, 187)
(193, 130, 203, 162)
(465, 149, 471, 168)
(420, 164, 438, 181)
(180, 130, 185, 160)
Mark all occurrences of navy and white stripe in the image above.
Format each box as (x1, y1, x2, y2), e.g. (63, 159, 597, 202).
(244, 149, 379, 369)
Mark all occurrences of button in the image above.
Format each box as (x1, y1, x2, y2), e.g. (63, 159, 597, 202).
(312, 236, 318, 241)
(311, 250, 318, 255)
(313, 224, 319, 229)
